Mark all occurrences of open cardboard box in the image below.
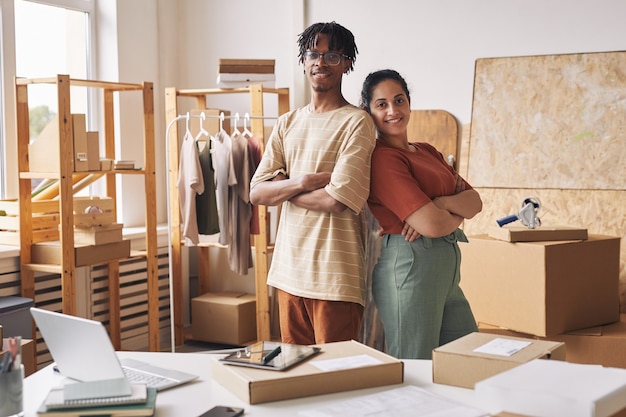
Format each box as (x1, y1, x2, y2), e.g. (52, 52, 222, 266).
(210, 340, 404, 404)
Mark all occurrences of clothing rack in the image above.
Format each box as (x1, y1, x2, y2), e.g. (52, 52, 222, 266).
(164, 85, 290, 349)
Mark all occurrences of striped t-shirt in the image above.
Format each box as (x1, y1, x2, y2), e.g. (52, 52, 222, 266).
(250, 104, 376, 305)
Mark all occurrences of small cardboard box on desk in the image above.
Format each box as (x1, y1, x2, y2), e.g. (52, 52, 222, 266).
(432, 332, 565, 389)
(459, 232, 621, 337)
(210, 340, 404, 404)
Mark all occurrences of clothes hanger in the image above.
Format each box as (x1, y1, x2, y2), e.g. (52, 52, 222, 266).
(194, 112, 210, 142)
(232, 112, 241, 137)
(219, 112, 225, 133)
(185, 112, 192, 139)
(242, 112, 253, 138)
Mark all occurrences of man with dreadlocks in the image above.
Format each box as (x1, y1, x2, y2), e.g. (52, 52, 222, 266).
(250, 22, 375, 345)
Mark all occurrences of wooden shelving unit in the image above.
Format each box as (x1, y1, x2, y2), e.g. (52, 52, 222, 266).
(165, 85, 289, 346)
(16, 74, 160, 351)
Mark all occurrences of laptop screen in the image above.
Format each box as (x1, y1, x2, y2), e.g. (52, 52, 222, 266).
(30, 307, 127, 382)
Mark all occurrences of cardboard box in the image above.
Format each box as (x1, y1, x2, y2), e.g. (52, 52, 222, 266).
(475, 359, 626, 417)
(2, 338, 35, 377)
(488, 225, 588, 242)
(432, 332, 565, 389)
(479, 314, 626, 369)
(31, 239, 130, 266)
(73, 196, 115, 227)
(218, 58, 275, 74)
(72, 114, 89, 172)
(86, 131, 101, 171)
(74, 223, 123, 245)
(210, 340, 404, 404)
(192, 292, 256, 345)
(460, 234, 620, 336)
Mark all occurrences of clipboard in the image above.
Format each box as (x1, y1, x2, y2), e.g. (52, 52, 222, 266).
(219, 341, 321, 371)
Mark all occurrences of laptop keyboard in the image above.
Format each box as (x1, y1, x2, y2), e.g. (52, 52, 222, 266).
(122, 366, 176, 389)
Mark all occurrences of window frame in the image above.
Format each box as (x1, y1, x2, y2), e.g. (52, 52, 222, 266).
(0, 0, 96, 199)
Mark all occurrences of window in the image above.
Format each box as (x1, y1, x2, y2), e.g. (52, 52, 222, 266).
(0, 0, 95, 198)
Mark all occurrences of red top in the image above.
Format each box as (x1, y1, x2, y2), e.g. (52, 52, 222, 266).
(368, 140, 472, 235)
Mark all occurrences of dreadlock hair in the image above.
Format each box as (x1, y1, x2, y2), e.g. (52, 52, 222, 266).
(360, 69, 411, 113)
(297, 21, 358, 73)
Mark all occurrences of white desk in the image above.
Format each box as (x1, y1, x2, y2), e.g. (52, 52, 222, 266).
(23, 351, 483, 417)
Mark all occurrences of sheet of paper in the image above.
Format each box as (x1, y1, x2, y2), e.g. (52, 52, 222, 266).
(298, 385, 489, 417)
(473, 338, 531, 356)
(309, 354, 382, 371)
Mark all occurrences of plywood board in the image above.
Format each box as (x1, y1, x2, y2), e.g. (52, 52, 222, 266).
(468, 51, 626, 190)
(407, 109, 459, 167)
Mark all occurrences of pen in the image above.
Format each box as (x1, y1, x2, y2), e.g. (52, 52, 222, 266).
(262, 346, 282, 365)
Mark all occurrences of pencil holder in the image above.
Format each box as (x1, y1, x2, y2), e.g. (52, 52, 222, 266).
(0, 364, 23, 417)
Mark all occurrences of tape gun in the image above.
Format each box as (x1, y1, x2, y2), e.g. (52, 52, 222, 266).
(496, 196, 541, 229)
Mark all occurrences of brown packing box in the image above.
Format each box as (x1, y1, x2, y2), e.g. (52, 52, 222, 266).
(86, 131, 101, 171)
(31, 239, 130, 266)
(74, 223, 123, 245)
(73, 196, 115, 227)
(479, 313, 626, 369)
(218, 58, 275, 74)
(192, 292, 256, 345)
(210, 340, 404, 404)
(432, 332, 565, 389)
(2, 338, 35, 377)
(72, 114, 89, 172)
(459, 234, 620, 336)
(488, 225, 588, 242)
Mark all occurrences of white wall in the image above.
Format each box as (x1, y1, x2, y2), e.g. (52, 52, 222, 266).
(111, 0, 626, 224)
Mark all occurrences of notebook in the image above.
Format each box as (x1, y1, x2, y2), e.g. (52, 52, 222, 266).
(30, 307, 198, 395)
(44, 384, 148, 409)
(219, 341, 321, 371)
(37, 386, 157, 417)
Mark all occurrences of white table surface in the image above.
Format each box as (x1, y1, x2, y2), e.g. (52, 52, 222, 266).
(23, 351, 486, 417)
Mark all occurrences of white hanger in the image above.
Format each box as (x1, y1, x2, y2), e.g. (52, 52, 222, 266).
(219, 112, 225, 133)
(185, 112, 191, 139)
(195, 112, 210, 141)
(242, 113, 253, 138)
(232, 112, 241, 137)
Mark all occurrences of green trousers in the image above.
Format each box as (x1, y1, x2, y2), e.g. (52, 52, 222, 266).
(372, 229, 477, 359)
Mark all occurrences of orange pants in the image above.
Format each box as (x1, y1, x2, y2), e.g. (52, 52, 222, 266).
(277, 288, 364, 345)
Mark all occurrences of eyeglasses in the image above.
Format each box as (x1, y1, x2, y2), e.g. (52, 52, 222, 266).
(303, 51, 348, 66)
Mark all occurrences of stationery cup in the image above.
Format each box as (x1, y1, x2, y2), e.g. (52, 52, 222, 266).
(0, 364, 24, 417)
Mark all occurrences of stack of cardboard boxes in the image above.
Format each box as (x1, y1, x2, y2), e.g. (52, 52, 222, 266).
(31, 196, 130, 266)
(216, 58, 275, 89)
(429, 227, 626, 416)
(457, 227, 623, 368)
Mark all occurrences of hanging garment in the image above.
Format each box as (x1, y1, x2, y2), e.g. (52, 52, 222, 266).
(227, 134, 255, 275)
(196, 139, 220, 235)
(211, 130, 237, 246)
(245, 134, 262, 235)
(177, 131, 204, 245)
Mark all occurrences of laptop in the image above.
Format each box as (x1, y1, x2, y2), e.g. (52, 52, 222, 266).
(31, 307, 198, 397)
